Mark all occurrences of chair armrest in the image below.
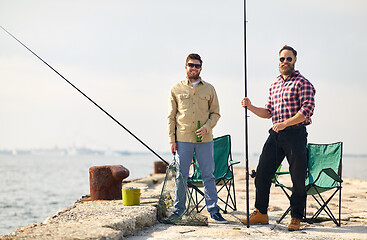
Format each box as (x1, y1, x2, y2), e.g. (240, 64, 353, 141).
(229, 160, 240, 166)
(313, 168, 343, 185)
(272, 170, 290, 184)
(322, 168, 343, 183)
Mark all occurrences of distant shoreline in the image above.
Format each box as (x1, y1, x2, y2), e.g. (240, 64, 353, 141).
(0, 148, 366, 158)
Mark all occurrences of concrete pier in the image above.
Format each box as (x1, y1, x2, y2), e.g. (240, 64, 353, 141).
(2, 168, 367, 240)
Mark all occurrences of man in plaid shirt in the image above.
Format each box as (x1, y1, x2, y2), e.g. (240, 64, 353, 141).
(241, 45, 316, 231)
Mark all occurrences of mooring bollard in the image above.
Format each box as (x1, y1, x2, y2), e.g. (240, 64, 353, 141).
(154, 161, 168, 174)
(89, 165, 129, 200)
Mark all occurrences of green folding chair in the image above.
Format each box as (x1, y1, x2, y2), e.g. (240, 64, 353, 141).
(187, 135, 240, 213)
(274, 142, 343, 226)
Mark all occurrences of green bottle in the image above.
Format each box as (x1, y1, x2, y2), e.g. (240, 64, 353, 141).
(196, 120, 202, 142)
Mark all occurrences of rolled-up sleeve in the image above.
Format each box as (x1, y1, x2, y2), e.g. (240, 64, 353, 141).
(298, 81, 316, 121)
(265, 88, 273, 116)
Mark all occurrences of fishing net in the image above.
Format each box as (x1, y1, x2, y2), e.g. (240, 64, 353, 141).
(157, 154, 208, 226)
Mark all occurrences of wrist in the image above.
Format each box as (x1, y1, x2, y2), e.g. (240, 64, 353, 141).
(282, 120, 290, 127)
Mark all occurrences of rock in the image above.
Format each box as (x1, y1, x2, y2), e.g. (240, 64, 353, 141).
(3, 200, 157, 239)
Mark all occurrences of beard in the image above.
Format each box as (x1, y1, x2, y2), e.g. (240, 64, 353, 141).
(279, 63, 295, 76)
(187, 71, 200, 80)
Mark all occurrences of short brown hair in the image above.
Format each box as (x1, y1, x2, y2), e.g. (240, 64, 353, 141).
(279, 45, 297, 57)
(186, 53, 202, 65)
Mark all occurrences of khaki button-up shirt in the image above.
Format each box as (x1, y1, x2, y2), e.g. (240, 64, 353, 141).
(168, 77, 220, 143)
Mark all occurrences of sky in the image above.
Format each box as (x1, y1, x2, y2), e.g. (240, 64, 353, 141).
(0, 0, 366, 157)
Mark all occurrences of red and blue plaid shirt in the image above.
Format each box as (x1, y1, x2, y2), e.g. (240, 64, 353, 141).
(265, 70, 316, 126)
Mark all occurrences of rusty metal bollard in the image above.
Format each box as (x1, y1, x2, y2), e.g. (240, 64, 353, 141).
(154, 161, 168, 174)
(89, 165, 129, 200)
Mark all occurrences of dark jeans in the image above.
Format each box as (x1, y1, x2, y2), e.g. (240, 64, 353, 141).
(255, 126, 308, 219)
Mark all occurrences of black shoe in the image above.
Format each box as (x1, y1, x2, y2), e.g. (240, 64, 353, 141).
(211, 212, 228, 224)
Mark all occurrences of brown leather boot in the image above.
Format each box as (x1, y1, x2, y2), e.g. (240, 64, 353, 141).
(241, 209, 269, 225)
(288, 217, 301, 231)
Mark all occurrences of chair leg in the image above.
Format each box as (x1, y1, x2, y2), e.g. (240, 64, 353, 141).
(223, 184, 229, 213)
(189, 188, 197, 211)
(188, 184, 206, 213)
(277, 206, 291, 224)
(194, 189, 199, 212)
(276, 180, 292, 223)
(338, 184, 342, 227)
(223, 179, 237, 212)
(223, 180, 232, 213)
(230, 178, 237, 210)
(309, 187, 340, 226)
(214, 179, 237, 213)
(188, 177, 238, 214)
(195, 188, 206, 213)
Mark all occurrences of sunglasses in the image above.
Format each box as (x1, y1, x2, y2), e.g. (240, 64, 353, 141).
(279, 57, 293, 63)
(187, 63, 202, 69)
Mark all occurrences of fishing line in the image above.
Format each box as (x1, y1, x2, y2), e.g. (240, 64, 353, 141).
(0, 25, 168, 165)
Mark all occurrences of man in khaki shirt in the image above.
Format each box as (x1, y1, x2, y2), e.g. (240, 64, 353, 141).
(167, 53, 227, 223)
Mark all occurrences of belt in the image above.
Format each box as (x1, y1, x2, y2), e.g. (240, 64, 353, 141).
(284, 124, 305, 131)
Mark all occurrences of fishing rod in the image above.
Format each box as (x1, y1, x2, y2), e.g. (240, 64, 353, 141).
(243, 0, 250, 228)
(0, 25, 169, 166)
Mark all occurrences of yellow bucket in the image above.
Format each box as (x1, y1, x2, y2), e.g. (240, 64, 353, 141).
(122, 188, 141, 206)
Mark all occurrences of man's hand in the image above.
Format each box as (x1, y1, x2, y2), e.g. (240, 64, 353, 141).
(196, 127, 208, 138)
(241, 97, 252, 109)
(241, 97, 271, 119)
(170, 142, 177, 153)
(272, 122, 287, 133)
(272, 112, 307, 132)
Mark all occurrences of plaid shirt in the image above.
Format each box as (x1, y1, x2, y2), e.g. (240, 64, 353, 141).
(265, 70, 315, 126)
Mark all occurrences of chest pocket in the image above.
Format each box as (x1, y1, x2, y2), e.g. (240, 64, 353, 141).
(198, 94, 210, 111)
(177, 93, 190, 109)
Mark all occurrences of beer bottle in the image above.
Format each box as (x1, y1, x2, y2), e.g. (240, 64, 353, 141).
(196, 121, 202, 142)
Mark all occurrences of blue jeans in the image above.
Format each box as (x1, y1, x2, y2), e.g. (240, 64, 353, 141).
(173, 141, 219, 215)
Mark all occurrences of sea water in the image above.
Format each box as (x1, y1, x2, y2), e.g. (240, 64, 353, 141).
(0, 152, 172, 235)
(0, 152, 365, 235)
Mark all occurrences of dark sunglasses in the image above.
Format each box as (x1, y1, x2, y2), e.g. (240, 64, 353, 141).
(279, 57, 293, 63)
(187, 63, 202, 68)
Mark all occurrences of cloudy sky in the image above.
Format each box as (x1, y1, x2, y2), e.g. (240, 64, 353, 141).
(1, 0, 366, 156)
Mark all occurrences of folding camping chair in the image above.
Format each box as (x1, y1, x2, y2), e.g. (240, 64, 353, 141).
(274, 142, 343, 226)
(187, 135, 240, 213)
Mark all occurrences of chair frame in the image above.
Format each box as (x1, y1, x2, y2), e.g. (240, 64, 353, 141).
(274, 142, 343, 226)
(187, 135, 240, 213)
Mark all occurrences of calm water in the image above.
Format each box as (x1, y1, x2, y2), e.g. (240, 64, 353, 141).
(0, 152, 365, 235)
(0, 152, 172, 235)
